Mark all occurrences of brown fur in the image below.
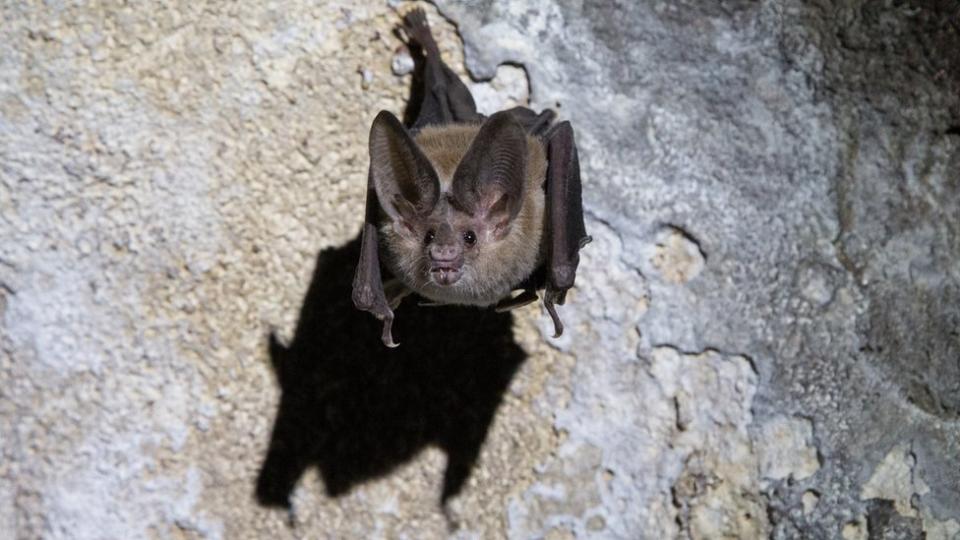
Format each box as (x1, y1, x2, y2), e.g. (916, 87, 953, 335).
(378, 124, 548, 306)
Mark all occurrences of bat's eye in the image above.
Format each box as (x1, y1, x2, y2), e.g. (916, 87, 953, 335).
(463, 230, 477, 246)
(424, 230, 435, 244)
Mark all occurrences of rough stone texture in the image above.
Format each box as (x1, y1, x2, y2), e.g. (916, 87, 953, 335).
(1, 1, 958, 539)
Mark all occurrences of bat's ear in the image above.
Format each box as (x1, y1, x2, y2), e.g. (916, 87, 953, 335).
(369, 111, 440, 229)
(451, 111, 527, 239)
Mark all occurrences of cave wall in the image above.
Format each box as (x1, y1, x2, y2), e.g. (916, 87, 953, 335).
(2, 1, 958, 538)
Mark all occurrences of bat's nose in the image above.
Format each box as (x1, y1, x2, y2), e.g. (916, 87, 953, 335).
(429, 243, 460, 262)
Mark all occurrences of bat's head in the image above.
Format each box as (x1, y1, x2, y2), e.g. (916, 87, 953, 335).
(369, 111, 538, 301)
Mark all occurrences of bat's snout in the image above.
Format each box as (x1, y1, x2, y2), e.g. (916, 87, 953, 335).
(429, 242, 461, 262)
(428, 240, 464, 286)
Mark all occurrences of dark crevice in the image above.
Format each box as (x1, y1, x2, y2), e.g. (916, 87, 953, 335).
(831, 112, 867, 288)
(660, 223, 708, 263)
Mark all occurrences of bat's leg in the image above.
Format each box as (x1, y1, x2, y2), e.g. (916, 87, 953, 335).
(494, 289, 539, 312)
(403, 8, 479, 128)
(542, 121, 591, 338)
(417, 300, 447, 307)
(383, 278, 412, 310)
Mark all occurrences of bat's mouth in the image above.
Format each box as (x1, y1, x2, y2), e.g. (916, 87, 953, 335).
(430, 265, 462, 286)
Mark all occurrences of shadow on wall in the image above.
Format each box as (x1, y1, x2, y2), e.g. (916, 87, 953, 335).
(255, 238, 527, 507)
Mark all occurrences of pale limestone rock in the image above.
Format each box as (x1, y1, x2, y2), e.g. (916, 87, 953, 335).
(802, 490, 820, 516)
(842, 516, 868, 540)
(755, 415, 820, 483)
(650, 227, 706, 284)
(861, 444, 927, 518)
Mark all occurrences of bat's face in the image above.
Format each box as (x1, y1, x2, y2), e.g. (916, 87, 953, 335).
(369, 110, 544, 305)
(398, 198, 500, 289)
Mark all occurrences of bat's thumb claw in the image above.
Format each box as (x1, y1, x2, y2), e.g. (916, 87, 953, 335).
(381, 316, 399, 348)
(384, 339, 400, 349)
(544, 300, 565, 338)
(381, 331, 400, 348)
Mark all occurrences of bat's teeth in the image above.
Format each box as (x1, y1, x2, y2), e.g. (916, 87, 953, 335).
(430, 266, 462, 285)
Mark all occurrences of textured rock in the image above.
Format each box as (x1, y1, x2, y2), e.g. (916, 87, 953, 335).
(433, 0, 960, 537)
(2, 0, 958, 539)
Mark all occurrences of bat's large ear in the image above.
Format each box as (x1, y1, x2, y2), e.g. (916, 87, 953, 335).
(451, 111, 527, 239)
(369, 111, 440, 229)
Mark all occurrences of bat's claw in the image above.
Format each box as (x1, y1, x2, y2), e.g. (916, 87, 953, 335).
(381, 314, 399, 348)
(544, 300, 564, 338)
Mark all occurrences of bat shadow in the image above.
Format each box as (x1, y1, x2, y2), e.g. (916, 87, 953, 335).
(255, 237, 527, 508)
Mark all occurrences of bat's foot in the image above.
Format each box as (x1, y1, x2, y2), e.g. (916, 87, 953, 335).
(495, 289, 539, 312)
(402, 8, 438, 56)
(403, 7, 429, 32)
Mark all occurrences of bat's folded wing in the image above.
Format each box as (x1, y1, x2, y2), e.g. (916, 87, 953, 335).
(352, 178, 399, 348)
(543, 121, 591, 337)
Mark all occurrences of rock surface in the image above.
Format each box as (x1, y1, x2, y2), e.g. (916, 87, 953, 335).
(2, 1, 958, 538)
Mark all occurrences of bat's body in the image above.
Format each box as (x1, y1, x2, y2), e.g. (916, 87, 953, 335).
(353, 9, 589, 346)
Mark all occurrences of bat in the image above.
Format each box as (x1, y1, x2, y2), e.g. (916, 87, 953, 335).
(352, 8, 590, 347)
